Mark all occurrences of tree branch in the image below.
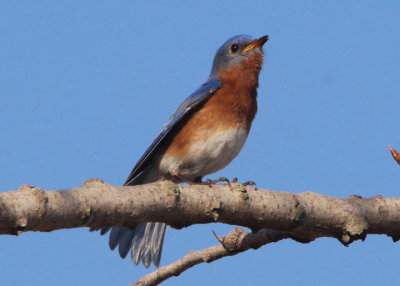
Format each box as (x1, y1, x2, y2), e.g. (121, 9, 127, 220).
(132, 227, 289, 286)
(1, 178, 400, 243)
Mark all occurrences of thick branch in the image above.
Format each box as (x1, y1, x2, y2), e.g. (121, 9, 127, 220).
(1, 178, 400, 244)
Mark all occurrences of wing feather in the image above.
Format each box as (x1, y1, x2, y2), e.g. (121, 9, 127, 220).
(123, 79, 221, 186)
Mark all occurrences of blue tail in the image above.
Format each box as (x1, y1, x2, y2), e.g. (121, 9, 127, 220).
(100, 222, 167, 268)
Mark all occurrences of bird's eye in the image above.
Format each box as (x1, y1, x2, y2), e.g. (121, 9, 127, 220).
(230, 44, 239, 53)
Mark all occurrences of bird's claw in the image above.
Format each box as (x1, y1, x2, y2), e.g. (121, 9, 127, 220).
(200, 177, 257, 189)
(243, 180, 257, 190)
(229, 178, 257, 189)
(203, 177, 231, 187)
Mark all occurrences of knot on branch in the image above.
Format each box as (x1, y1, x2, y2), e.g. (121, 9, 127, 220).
(19, 184, 46, 199)
(82, 178, 105, 186)
(231, 183, 249, 201)
(213, 227, 247, 252)
(338, 195, 369, 245)
(15, 217, 28, 235)
(340, 215, 368, 245)
(290, 195, 307, 225)
(210, 200, 223, 222)
(17, 184, 48, 232)
(164, 180, 180, 203)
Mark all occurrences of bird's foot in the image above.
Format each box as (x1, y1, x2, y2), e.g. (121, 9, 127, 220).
(231, 178, 257, 189)
(243, 180, 257, 189)
(202, 177, 231, 187)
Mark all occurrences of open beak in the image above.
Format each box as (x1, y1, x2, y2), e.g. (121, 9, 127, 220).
(242, 35, 269, 53)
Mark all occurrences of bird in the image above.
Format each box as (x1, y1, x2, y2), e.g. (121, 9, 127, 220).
(91, 34, 268, 268)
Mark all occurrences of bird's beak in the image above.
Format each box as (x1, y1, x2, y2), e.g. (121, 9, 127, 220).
(242, 35, 269, 53)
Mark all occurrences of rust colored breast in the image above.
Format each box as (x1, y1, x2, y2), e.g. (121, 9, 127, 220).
(164, 53, 263, 158)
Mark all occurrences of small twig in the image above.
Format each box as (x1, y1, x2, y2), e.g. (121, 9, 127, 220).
(132, 228, 289, 286)
(389, 145, 400, 165)
(212, 229, 224, 243)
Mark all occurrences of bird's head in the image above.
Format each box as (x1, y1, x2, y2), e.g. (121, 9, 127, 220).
(209, 34, 268, 79)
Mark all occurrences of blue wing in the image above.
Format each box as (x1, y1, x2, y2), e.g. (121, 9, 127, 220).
(123, 78, 222, 186)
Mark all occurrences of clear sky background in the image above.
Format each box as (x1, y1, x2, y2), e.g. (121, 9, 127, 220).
(1, 2, 399, 285)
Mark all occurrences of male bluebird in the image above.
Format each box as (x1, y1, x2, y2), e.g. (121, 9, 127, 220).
(92, 34, 268, 268)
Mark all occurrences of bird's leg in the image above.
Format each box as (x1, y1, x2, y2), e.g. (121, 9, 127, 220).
(169, 171, 201, 185)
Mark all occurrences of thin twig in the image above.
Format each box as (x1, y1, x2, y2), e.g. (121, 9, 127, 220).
(389, 145, 400, 165)
(132, 228, 289, 286)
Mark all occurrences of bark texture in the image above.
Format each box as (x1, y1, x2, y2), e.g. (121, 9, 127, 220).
(1, 178, 400, 244)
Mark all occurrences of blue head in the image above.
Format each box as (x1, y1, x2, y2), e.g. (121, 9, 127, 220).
(209, 34, 269, 79)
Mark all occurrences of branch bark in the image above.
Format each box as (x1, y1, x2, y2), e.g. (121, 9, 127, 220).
(1, 178, 400, 243)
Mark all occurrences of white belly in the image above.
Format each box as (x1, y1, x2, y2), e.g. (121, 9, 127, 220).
(159, 128, 248, 180)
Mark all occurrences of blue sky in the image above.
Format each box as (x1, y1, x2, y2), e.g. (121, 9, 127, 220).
(1, 1, 399, 285)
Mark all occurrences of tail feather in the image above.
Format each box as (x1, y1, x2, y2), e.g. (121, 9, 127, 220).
(100, 226, 111, 235)
(130, 223, 147, 265)
(109, 227, 124, 250)
(118, 229, 135, 258)
(140, 223, 157, 268)
(150, 222, 167, 267)
(99, 222, 166, 267)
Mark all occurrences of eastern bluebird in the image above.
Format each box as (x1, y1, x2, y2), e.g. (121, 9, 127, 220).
(92, 34, 268, 268)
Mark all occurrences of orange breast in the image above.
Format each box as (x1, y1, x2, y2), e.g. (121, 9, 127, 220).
(164, 53, 262, 158)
